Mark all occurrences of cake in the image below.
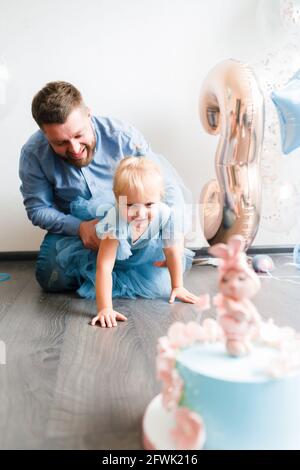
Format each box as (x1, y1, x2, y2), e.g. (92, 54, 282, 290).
(142, 236, 300, 450)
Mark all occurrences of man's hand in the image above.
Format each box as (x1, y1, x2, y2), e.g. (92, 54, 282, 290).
(79, 219, 100, 250)
(169, 286, 204, 304)
(153, 260, 167, 267)
(91, 307, 128, 328)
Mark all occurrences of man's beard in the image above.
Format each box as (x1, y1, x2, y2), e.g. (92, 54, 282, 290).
(64, 142, 96, 168)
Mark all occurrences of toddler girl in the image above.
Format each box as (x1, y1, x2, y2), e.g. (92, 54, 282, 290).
(95, 157, 203, 326)
(57, 157, 201, 327)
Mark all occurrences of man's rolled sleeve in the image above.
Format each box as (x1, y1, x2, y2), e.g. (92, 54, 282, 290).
(62, 214, 82, 236)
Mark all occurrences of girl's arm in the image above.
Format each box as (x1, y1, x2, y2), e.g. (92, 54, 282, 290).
(163, 243, 201, 304)
(96, 236, 119, 311)
(163, 244, 183, 290)
(92, 236, 127, 327)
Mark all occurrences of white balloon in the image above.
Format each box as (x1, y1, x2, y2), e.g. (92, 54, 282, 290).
(261, 180, 299, 233)
(257, 0, 300, 46)
(0, 59, 18, 120)
(280, 0, 300, 30)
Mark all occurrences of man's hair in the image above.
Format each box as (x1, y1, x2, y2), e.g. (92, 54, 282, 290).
(31, 81, 84, 127)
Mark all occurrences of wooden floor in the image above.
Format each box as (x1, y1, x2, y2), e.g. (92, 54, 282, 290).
(0, 255, 300, 449)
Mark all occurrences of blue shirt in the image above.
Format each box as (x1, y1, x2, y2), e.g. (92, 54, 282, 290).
(19, 116, 186, 236)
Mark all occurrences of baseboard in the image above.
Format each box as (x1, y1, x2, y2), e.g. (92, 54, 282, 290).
(0, 251, 38, 261)
(191, 245, 294, 258)
(0, 245, 295, 261)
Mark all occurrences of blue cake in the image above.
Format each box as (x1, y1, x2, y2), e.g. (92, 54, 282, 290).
(177, 340, 300, 450)
(143, 319, 300, 450)
(143, 236, 300, 450)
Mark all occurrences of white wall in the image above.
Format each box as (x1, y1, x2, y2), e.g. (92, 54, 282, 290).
(1, 0, 300, 251)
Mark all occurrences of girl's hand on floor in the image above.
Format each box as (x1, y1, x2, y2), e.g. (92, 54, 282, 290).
(169, 287, 203, 304)
(91, 308, 127, 328)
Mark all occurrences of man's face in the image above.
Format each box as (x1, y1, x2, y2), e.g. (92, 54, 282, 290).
(42, 106, 96, 168)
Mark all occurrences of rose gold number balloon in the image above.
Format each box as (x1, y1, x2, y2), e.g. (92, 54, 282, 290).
(199, 59, 264, 249)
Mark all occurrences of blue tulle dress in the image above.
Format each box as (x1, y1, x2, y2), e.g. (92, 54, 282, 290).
(56, 196, 194, 299)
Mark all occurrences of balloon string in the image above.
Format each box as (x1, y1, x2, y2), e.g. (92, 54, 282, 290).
(260, 267, 300, 286)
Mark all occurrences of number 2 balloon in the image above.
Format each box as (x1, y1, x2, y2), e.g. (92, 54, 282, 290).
(199, 59, 265, 250)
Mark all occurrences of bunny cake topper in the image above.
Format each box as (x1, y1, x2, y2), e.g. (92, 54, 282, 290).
(209, 235, 262, 357)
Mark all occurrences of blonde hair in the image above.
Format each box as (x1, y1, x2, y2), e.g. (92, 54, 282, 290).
(113, 156, 164, 200)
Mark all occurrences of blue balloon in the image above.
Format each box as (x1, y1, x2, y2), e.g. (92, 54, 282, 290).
(252, 254, 274, 273)
(271, 69, 300, 154)
(0, 273, 11, 282)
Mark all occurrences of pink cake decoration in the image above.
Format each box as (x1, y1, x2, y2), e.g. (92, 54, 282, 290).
(170, 407, 206, 450)
(209, 235, 262, 357)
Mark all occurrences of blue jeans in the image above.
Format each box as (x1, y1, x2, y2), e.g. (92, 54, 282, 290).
(35, 233, 80, 293)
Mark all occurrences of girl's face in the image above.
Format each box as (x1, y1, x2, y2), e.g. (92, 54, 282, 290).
(118, 185, 162, 227)
(220, 269, 259, 300)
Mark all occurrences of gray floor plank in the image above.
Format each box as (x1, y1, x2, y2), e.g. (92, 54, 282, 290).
(0, 265, 69, 449)
(45, 298, 154, 449)
(0, 261, 35, 321)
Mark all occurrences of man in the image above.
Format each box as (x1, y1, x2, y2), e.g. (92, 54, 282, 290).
(19, 81, 187, 293)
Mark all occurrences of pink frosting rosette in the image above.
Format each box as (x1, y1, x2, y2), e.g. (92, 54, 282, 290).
(170, 407, 206, 450)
